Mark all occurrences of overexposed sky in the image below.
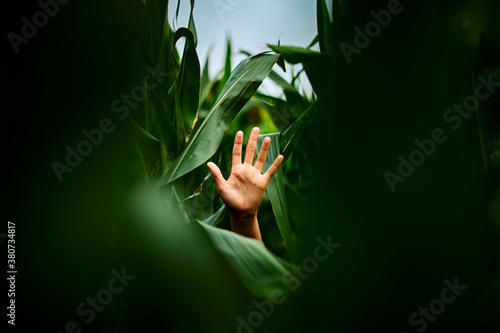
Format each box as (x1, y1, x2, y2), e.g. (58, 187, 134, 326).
(168, 0, 321, 98)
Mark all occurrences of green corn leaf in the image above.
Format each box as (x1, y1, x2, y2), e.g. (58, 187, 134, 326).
(188, 0, 197, 47)
(216, 35, 233, 100)
(173, 92, 186, 156)
(268, 70, 310, 117)
(238, 49, 252, 57)
(256, 133, 298, 264)
(223, 35, 232, 83)
(268, 44, 332, 96)
(242, 49, 304, 115)
(281, 99, 321, 165)
(149, 89, 177, 168)
(307, 34, 319, 48)
(127, 182, 211, 270)
(157, 53, 280, 186)
(156, 1, 177, 103)
(267, 45, 325, 64)
(143, 0, 165, 62)
(252, 96, 292, 132)
(130, 120, 161, 182)
(200, 43, 215, 104)
(221, 36, 233, 87)
(199, 204, 227, 227)
(174, 27, 201, 137)
(317, 0, 335, 55)
(316, 0, 327, 53)
(199, 221, 296, 299)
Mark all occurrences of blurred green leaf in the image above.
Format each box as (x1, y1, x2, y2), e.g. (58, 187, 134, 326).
(199, 222, 296, 299)
(149, 89, 177, 169)
(157, 1, 177, 100)
(130, 120, 161, 181)
(143, 0, 166, 62)
(308, 34, 319, 48)
(281, 99, 320, 165)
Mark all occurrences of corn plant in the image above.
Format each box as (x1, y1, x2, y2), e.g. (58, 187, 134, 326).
(126, 0, 322, 300)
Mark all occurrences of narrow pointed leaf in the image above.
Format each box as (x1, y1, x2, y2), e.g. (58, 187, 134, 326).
(200, 43, 215, 104)
(307, 34, 319, 48)
(257, 133, 298, 264)
(317, 0, 335, 55)
(216, 35, 233, 99)
(316, 0, 327, 53)
(174, 27, 201, 136)
(268, 45, 332, 96)
(188, 0, 197, 47)
(267, 45, 325, 64)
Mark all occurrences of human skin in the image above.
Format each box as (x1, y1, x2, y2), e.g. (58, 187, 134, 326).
(207, 127, 284, 241)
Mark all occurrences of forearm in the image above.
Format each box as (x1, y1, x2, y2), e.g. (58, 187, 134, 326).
(229, 212, 262, 241)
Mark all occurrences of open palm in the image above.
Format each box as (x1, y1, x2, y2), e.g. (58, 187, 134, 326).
(207, 127, 283, 219)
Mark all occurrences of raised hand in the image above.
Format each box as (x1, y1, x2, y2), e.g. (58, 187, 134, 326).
(207, 127, 283, 241)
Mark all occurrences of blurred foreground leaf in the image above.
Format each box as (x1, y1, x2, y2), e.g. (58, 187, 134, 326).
(199, 222, 296, 299)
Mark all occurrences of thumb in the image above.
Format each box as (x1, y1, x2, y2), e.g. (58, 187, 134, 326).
(207, 162, 226, 190)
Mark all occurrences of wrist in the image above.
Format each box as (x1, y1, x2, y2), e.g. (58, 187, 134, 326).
(229, 211, 258, 225)
(229, 211, 261, 241)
